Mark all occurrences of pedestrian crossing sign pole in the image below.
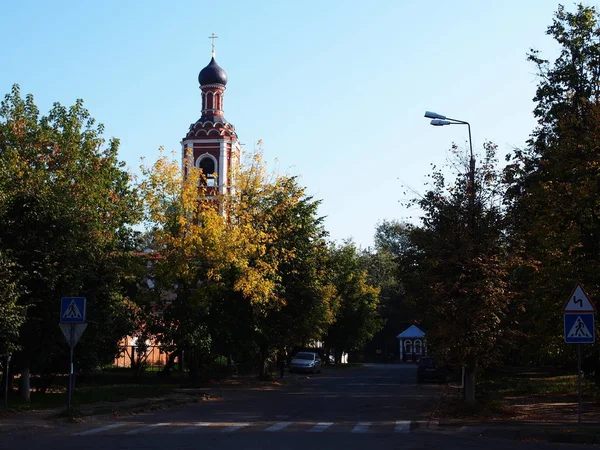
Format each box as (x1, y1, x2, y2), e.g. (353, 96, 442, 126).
(59, 297, 87, 411)
(563, 283, 596, 431)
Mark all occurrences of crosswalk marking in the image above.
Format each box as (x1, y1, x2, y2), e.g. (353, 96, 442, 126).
(222, 423, 250, 433)
(309, 422, 334, 432)
(73, 419, 448, 436)
(124, 422, 171, 435)
(74, 423, 126, 436)
(265, 421, 293, 432)
(171, 422, 212, 434)
(351, 422, 372, 433)
(394, 420, 411, 433)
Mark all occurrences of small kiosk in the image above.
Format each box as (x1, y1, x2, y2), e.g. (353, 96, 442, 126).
(396, 325, 426, 362)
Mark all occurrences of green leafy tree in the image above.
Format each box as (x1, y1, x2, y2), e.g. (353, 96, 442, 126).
(359, 223, 413, 362)
(0, 251, 25, 356)
(374, 219, 413, 258)
(325, 241, 383, 361)
(251, 176, 337, 367)
(0, 85, 140, 396)
(402, 142, 514, 402)
(504, 4, 600, 363)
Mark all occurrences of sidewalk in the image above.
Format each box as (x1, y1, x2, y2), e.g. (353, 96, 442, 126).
(0, 389, 212, 435)
(0, 375, 294, 435)
(433, 381, 600, 445)
(436, 420, 600, 445)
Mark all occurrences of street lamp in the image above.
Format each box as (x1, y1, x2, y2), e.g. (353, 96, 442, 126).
(424, 111, 476, 232)
(424, 111, 473, 166)
(425, 110, 477, 402)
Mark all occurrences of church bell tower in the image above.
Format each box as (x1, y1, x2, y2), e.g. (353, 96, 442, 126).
(182, 34, 241, 195)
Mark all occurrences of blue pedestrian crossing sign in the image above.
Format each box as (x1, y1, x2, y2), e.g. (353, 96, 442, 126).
(564, 314, 595, 344)
(60, 297, 86, 323)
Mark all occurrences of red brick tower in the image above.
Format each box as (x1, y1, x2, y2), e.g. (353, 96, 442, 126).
(181, 37, 240, 195)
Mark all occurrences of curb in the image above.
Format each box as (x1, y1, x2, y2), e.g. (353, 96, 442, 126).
(437, 421, 600, 445)
(517, 429, 600, 445)
(0, 392, 213, 435)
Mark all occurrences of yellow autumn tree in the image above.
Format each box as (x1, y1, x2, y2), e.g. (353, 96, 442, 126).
(138, 148, 295, 378)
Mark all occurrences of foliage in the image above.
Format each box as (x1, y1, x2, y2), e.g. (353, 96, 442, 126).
(503, 3, 600, 362)
(251, 175, 337, 352)
(325, 241, 383, 357)
(374, 219, 413, 258)
(0, 251, 25, 355)
(138, 147, 336, 378)
(0, 85, 140, 379)
(401, 141, 514, 400)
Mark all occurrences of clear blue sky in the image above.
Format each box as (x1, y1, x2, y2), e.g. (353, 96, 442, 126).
(2, 1, 592, 248)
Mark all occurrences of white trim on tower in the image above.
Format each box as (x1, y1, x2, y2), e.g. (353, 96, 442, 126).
(219, 141, 227, 194)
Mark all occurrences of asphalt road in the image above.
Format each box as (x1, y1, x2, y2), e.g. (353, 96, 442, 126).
(0, 364, 591, 449)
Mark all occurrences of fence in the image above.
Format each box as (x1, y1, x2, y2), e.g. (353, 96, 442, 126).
(113, 345, 172, 370)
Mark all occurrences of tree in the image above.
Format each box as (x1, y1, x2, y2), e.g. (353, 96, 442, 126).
(252, 176, 337, 364)
(402, 142, 514, 402)
(374, 219, 413, 258)
(138, 148, 335, 379)
(504, 4, 600, 363)
(359, 223, 414, 362)
(138, 148, 231, 380)
(0, 85, 140, 397)
(325, 241, 383, 362)
(218, 154, 336, 377)
(0, 251, 25, 356)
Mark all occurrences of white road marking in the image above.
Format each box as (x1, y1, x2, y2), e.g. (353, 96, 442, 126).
(124, 422, 171, 435)
(309, 422, 334, 432)
(73, 423, 126, 436)
(170, 422, 212, 434)
(221, 423, 250, 433)
(265, 421, 293, 432)
(394, 420, 411, 433)
(351, 422, 372, 433)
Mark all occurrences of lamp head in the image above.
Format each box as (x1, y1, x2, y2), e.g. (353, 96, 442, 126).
(424, 111, 447, 120)
(430, 119, 452, 126)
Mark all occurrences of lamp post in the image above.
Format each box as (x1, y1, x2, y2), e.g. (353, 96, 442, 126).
(424, 110, 476, 402)
(424, 111, 475, 233)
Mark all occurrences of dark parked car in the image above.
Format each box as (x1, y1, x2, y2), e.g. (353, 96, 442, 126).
(416, 356, 451, 383)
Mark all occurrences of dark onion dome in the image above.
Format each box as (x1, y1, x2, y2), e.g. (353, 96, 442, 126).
(198, 57, 227, 86)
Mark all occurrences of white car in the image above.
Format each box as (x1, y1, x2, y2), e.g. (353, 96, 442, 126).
(289, 352, 322, 373)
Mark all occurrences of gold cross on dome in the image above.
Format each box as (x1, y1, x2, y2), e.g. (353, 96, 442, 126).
(208, 33, 218, 57)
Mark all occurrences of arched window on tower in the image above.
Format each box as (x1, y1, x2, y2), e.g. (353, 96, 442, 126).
(199, 156, 216, 187)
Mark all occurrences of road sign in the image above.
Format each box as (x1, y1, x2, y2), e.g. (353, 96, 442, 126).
(58, 321, 88, 411)
(60, 297, 86, 323)
(563, 284, 596, 313)
(59, 323, 88, 348)
(564, 314, 595, 343)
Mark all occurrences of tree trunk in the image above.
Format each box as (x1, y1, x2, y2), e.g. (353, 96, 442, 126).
(464, 366, 476, 404)
(258, 345, 268, 379)
(20, 367, 30, 402)
(227, 352, 233, 375)
(160, 352, 178, 377)
(179, 350, 185, 372)
(188, 349, 199, 385)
